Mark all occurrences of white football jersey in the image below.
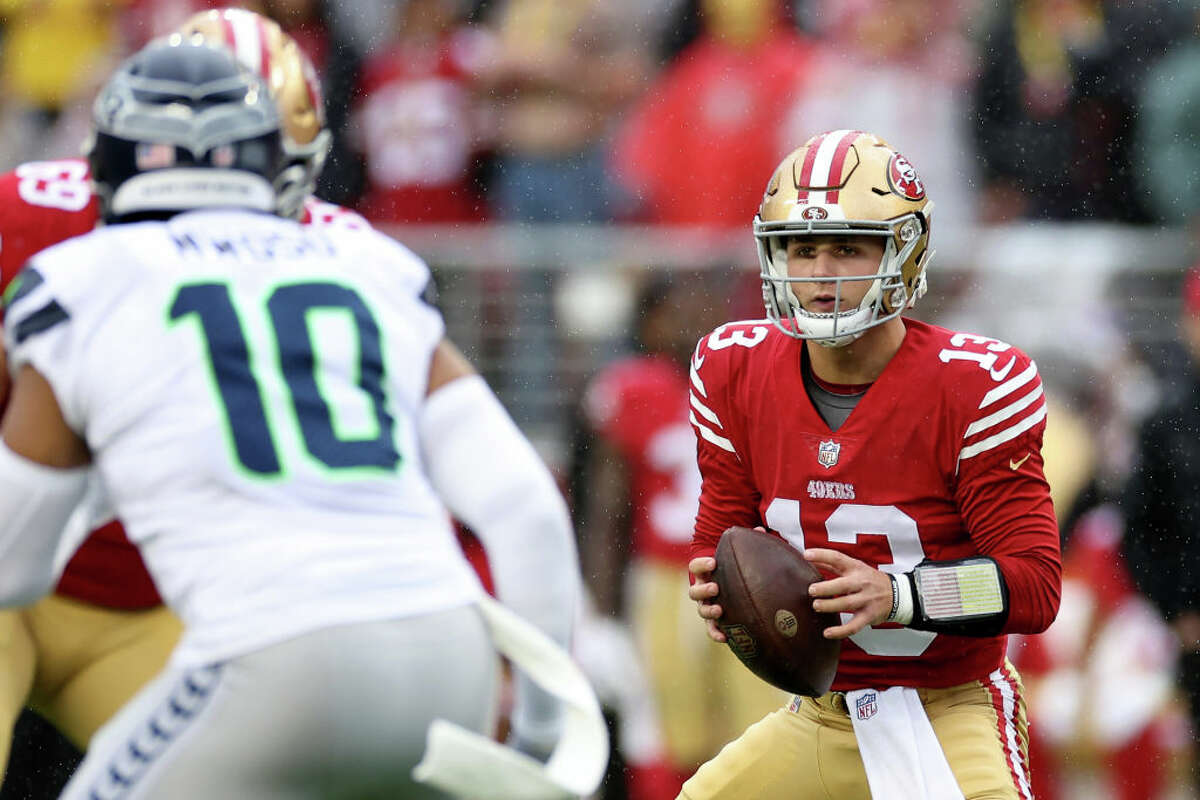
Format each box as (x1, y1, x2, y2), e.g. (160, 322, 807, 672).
(4, 209, 483, 667)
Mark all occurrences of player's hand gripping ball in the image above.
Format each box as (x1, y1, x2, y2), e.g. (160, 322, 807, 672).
(712, 526, 841, 696)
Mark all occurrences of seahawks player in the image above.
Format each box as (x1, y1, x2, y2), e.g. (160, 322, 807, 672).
(0, 38, 604, 799)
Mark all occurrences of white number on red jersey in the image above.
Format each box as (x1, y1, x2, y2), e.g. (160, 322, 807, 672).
(764, 497, 937, 657)
(707, 323, 769, 351)
(16, 161, 91, 212)
(646, 422, 702, 543)
(937, 333, 1018, 382)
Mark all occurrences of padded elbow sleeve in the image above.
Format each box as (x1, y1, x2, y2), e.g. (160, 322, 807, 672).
(419, 375, 580, 642)
(0, 440, 89, 606)
(419, 376, 582, 749)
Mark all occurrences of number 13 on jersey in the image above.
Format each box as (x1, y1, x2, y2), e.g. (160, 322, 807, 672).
(765, 497, 936, 657)
(169, 280, 400, 476)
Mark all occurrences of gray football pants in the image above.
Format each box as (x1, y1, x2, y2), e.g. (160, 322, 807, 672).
(60, 604, 499, 800)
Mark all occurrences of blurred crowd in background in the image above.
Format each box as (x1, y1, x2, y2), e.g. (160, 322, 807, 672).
(2, 0, 1198, 227)
(3, 0, 1200, 799)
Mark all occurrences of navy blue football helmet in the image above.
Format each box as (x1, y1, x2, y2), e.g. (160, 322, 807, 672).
(87, 37, 290, 222)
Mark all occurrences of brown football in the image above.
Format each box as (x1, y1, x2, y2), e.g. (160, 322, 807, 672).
(712, 526, 841, 696)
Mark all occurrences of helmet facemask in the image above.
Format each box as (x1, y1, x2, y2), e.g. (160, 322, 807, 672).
(756, 211, 929, 347)
(276, 128, 331, 219)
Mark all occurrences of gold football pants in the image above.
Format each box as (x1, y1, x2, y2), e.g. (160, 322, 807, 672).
(631, 561, 788, 770)
(680, 662, 1031, 800)
(0, 596, 181, 777)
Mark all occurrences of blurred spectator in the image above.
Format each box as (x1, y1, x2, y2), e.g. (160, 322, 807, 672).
(251, 0, 331, 68)
(480, 0, 651, 223)
(349, 0, 493, 223)
(120, 0, 212, 49)
(1013, 506, 1189, 800)
(1121, 264, 1200, 792)
(1136, 8, 1200, 233)
(472, 0, 654, 439)
(644, 0, 705, 66)
(780, 0, 980, 229)
(972, 0, 1188, 223)
(612, 0, 814, 227)
(0, 0, 131, 165)
(577, 273, 786, 796)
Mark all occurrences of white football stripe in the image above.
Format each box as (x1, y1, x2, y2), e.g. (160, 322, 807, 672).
(230, 13, 264, 75)
(806, 129, 854, 205)
(689, 362, 707, 398)
(958, 404, 1047, 461)
(690, 411, 735, 453)
(690, 391, 722, 428)
(978, 362, 1038, 409)
(963, 386, 1044, 439)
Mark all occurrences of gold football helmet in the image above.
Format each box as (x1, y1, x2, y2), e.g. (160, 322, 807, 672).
(754, 130, 933, 347)
(177, 8, 331, 218)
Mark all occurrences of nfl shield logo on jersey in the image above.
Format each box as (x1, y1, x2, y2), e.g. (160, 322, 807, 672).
(817, 440, 840, 469)
(855, 691, 878, 721)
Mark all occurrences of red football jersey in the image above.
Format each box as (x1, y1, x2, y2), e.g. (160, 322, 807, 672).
(0, 159, 158, 609)
(611, 30, 815, 227)
(352, 29, 491, 223)
(0, 161, 373, 609)
(584, 354, 698, 565)
(0, 160, 99, 284)
(688, 317, 1061, 691)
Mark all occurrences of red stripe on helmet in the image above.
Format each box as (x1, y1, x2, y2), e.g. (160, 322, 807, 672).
(256, 17, 272, 80)
(796, 132, 825, 203)
(824, 130, 860, 205)
(220, 17, 237, 51)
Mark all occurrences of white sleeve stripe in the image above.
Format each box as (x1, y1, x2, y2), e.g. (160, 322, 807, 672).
(978, 362, 1038, 409)
(963, 385, 1044, 439)
(690, 411, 735, 453)
(690, 391, 723, 428)
(689, 363, 707, 398)
(958, 404, 1047, 461)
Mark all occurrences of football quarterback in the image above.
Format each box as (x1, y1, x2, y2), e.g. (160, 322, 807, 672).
(683, 130, 1061, 800)
(755, 130, 932, 347)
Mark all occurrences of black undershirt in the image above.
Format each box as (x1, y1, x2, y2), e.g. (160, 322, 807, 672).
(801, 350, 868, 431)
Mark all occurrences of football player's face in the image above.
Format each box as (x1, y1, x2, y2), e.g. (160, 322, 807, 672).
(784, 235, 886, 314)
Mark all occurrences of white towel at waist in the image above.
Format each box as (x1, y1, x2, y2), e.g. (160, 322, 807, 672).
(845, 687, 965, 800)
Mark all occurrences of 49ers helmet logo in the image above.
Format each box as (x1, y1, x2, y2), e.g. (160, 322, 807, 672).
(800, 206, 828, 221)
(886, 153, 925, 201)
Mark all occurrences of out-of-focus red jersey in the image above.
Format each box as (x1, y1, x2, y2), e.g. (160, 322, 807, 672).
(611, 31, 814, 227)
(299, 196, 369, 229)
(0, 160, 371, 609)
(0, 160, 99, 281)
(688, 317, 1061, 691)
(584, 354, 698, 565)
(352, 29, 491, 224)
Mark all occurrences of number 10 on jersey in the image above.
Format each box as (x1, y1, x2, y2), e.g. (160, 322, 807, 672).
(169, 281, 400, 476)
